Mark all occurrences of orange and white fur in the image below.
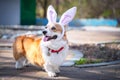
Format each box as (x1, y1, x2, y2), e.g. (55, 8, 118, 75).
(13, 5, 77, 77)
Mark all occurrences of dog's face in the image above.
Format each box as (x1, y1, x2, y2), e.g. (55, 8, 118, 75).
(42, 23, 63, 42)
(42, 5, 77, 42)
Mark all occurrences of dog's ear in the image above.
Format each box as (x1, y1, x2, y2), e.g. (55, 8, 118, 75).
(59, 7, 77, 26)
(47, 5, 57, 24)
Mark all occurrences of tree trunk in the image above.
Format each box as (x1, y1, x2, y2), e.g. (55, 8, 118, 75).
(56, 0, 59, 14)
(43, 0, 48, 18)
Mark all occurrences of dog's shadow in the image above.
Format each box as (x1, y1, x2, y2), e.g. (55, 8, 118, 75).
(0, 59, 68, 79)
(0, 59, 77, 79)
(0, 55, 48, 79)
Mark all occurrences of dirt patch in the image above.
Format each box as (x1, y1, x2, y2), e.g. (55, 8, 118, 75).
(70, 42, 120, 63)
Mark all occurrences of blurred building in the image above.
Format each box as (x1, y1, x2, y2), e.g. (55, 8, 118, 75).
(0, 0, 35, 25)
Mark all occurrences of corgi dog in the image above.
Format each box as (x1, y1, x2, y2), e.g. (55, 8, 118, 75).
(13, 5, 77, 77)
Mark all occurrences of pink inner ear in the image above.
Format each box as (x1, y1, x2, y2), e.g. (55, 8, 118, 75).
(61, 15, 71, 24)
(50, 10, 54, 22)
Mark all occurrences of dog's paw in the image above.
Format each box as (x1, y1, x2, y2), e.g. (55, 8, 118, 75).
(48, 72, 56, 77)
(15, 62, 23, 69)
(55, 69, 60, 73)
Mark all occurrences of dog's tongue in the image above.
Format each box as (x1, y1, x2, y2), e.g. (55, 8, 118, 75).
(43, 36, 49, 42)
(43, 35, 57, 42)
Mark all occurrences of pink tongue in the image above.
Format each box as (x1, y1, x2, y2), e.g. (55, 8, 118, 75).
(43, 36, 49, 41)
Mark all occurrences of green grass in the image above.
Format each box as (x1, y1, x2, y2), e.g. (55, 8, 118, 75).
(75, 58, 102, 65)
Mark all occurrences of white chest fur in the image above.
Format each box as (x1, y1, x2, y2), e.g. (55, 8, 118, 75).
(41, 40, 69, 66)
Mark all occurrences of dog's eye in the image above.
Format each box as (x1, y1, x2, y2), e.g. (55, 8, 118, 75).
(51, 27, 56, 31)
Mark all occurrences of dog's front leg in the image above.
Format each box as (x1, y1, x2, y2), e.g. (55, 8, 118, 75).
(54, 66, 60, 74)
(44, 63, 56, 77)
(41, 46, 56, 77)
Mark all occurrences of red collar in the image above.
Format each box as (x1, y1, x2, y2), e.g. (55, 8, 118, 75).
(49, 47, 64, 54)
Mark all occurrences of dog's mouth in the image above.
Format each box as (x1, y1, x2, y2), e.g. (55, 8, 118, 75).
(43, 35, 57, 42)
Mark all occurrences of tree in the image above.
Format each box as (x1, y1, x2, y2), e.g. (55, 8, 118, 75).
(78, 0, 120, 18)
(36, 0, 49, 18)
(36, 0, 120, 18)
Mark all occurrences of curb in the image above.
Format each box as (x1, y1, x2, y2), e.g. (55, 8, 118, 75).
(68, 40, 120, 46)
(75, 60, 120, 68)
(61, 49, 83, 67)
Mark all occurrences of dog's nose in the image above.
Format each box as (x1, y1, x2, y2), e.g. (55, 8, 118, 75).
(42, 31, 47, 35)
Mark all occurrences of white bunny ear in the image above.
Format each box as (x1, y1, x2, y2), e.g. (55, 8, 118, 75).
(59, 7, 77, 26)
(47, 5, 57, 24)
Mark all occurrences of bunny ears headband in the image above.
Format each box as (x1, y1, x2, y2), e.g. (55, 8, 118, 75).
(47, 5, 77, 40)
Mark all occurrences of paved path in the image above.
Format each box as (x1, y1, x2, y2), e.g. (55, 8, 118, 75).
(0, 49, 120, 80)
(67, 30, 120, 44)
